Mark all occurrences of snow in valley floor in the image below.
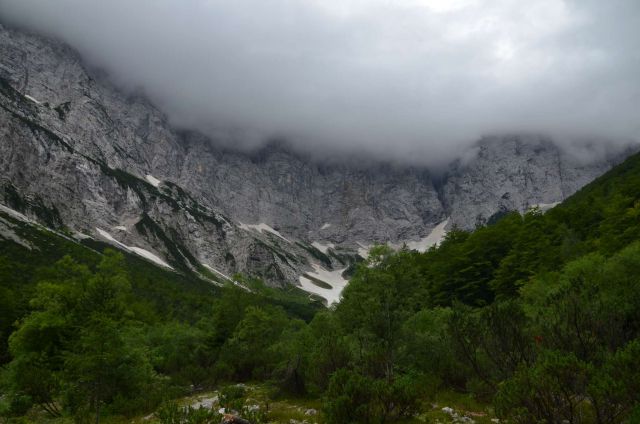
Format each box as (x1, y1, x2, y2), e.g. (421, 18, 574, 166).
(298, 264, 349, 305)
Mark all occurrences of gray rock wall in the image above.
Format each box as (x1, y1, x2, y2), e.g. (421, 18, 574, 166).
(0, 24, 632, 290)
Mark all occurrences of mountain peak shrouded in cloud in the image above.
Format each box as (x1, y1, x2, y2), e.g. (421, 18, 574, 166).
(0, 0, 638, 163)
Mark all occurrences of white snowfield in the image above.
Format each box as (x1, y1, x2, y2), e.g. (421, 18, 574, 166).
(320, 223, 332, 230)
(96, 228, 173, 269)
(145, 174, 162, 187)
(311, 241, 335, 254)
(238, 222, 290, 242)
(298, 263, 348, 305)
(113, 225, 128, 232)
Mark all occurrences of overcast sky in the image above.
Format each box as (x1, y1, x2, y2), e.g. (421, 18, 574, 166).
(1, 0, 638, 162)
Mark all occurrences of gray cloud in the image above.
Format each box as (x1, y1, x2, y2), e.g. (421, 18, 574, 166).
(1, 0, 638, 164)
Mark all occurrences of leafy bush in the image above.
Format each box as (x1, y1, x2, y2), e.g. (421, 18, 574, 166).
(324, 369, 382, 424)
(494, 350, 591, 423)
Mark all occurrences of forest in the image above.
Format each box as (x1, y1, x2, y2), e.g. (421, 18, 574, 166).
(2, 151, 640, 423)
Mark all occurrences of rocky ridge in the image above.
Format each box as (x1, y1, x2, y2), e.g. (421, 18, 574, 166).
(0, 24, 634, 300)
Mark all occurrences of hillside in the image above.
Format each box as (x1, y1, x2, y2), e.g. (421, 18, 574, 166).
(0, 23, 634, 300)
(2, 143, 640, 423)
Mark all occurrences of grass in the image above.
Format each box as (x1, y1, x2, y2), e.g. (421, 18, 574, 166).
(414, 389, 497, 423)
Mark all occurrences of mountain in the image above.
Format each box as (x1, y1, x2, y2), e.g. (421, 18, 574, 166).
(2, 22, 640, 424)
(2, 107, 640, 424)
(0, 23, 634, 299)
(441, 135, 630, 228)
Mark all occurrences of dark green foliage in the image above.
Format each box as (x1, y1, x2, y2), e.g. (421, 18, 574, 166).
(219, 306, 290, 380)
(494, 350, 591, 424)
(3, 252, 161, 421)
(323, 151, 640, 422)
(293, 311, 350, 394)
(219, 385, 246, 412)
(0, 210, 321, 421)
(449, 300, 534, 396)
(587, 339, 640, 423)
(301, 272, 332, 289)
(324, 369, 425, 424)
(324, 369, 382, 424)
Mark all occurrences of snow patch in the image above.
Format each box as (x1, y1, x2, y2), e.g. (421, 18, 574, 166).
(354, 218, 449, 258)
(203, 263, 232, 281)
(0, 219, 33, 250)
(311, 241, 335, 254)
(356, 242, 370, 259)
(203, 264, 252, 291)
(0, 204, 93, 248)
(113, 225, 128, 232)
(298, 263, 348, 305)
(403, 218, 449, 252)
(530, 202, 560, 212)
(24, 94, 42, 104)
(320, 223, 332, 230)
(238, 222, 290, 242)
(96, 228, 173, 269)
(128, 247, 173, 268)
(145, 174, 162, 187)
(0, 203, 32, 223)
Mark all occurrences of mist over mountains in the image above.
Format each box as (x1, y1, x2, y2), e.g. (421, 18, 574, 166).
(1, 0, 638, 165)
(3, 3, 640, 423)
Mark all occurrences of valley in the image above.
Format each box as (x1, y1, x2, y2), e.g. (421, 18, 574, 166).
(1, 12, 640, 424)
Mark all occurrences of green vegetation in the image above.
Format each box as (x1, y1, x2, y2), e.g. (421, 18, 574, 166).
(3, 151, 640, 423)
(301, 273, 332, 289)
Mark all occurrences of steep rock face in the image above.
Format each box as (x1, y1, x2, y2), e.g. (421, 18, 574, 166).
(441, 136, 631, 228)
(0, 24, 445, 243)
(0, 24, 443, 291)
(0, 24, 323, 288)
(177, 134, 445, 244)
(0, 24, 634, 295)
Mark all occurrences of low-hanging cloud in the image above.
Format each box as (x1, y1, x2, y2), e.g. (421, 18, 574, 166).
(1, 0, 639, 163)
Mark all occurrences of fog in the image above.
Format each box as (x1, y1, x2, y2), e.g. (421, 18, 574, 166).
(1, 0, 638, 163)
